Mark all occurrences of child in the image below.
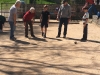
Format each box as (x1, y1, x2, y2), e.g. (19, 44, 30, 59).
(40, 5, 50, 38)
(81, 7, 89, 42)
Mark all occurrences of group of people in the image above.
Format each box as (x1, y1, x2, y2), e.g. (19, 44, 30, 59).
(0, 0, 99, 42)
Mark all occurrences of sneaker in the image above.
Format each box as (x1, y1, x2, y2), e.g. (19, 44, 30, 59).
(63, 35, 66, 38)
(80, 38, 87, 42)
(10, 37, 16, 41)
(31, 35, 35, 37)
(42, 32, 44, 37)
(43, 34, 46, 38)
(25, 36, 28, 38)
(56, 35, 60, 38)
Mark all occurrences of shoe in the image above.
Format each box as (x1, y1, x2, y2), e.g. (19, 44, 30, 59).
(10, 37, 16, 41)
(80, 38, 87, 42)
(25, 36, 28, 38)
(56, 35, 60, 38)
(43, 34, 46, 38)
(31, 35, 35, 37)
(42, 32, 44, 37)
(63, 35, 66, 38)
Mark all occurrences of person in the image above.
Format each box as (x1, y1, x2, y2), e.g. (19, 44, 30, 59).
(97, 0, 100, 5)
(82, 0, 98, 15)
(81, 7, 89, 42)
(23, 7, 35, 38)
(0, 15, 6, 32)
(8, 0, 21, 40)
(56, 0, 71, 38)
(40, 5, 50, 38)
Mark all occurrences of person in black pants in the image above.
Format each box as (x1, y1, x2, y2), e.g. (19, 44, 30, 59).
(81, 7, 89, 42)
(56, 0, 71, 38)
(0, 15, 6, 32)
(97, 0, 99, 5)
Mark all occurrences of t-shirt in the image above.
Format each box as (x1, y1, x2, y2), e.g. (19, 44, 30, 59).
(41, 11, 50, 22)
(82, 12, 89, 24)
(23, 11, 35, 22)
(8, 5, 17, 22)
(86, 0, 94, 4)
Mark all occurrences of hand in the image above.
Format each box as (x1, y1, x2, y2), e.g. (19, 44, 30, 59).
(40, 19, 42, 22)
(14, 22, 16, 26)
(24, 22, 26, 28)
(56, 17, 59, 21)
(68, 18, 71, 23)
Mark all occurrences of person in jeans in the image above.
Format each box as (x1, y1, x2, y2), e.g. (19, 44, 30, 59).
(23, 7, 35, 38)
(8, 0, 21, 40)
(0, 15, 6, 32)
(40, 5, 50, 38)
(81, 7, 89, 42)
(82, 0, 98, 15)
(56, 0, 71, 38)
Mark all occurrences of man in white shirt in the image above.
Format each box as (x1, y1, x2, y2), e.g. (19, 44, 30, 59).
(8, 0, 21, 41)
(81, 7, 89, 42)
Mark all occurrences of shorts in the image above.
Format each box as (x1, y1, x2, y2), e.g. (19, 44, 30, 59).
(41, 21, 48, 28)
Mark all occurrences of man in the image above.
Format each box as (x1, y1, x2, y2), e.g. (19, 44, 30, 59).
(56, 0, 71, 38)
(23, 7, 35, 38)
(8, 0, 21, 40)
(81, 7, 89, 42)
(0, 15, 6, 32)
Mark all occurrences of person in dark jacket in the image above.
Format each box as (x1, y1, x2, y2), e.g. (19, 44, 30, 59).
(0, 15, 6, 32)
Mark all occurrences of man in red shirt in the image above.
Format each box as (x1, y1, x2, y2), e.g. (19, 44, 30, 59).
(23, 7, 35, 38)
(82, 0, 97, 15)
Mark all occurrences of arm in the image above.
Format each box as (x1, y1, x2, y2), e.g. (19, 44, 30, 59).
(13, 13, 16, 26)
(48, 15, 50, 23)
(57, 6, 61, 20)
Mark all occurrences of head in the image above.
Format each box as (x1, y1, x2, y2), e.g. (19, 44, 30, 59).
(62, 0, 68, 5)
(15, 0, 21, 8)
(30, 7, 35, 13)
(43, 5, 48, 11)
(83, 7, 88, 12)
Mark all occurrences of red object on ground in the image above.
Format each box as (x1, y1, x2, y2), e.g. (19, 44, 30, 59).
(23, 11, 35, 22)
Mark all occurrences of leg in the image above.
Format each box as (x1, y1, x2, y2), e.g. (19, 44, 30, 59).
(92, 4, 98, 15)
(82, 24, 88, 40)
(41, 22, 45, 37)
(25, 22, 28, 37)
(29, 22, 35, 37)
(0, 21, 3, 31)
(57, 18, 63, 37)
(97, 0, 99, 5)
(63, 18, 68, 37)
(9, 21, 16, 40)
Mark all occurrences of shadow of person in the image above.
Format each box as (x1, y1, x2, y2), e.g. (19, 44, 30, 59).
(46, 37, 62, 41)
(15, 40, 30, 44)
(29, 37, 47, 42)
(0, 32, 9, 35)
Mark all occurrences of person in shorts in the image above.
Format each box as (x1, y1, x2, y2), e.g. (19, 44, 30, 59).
(40, 5, 50, 38)
(81, 7, 89, 42)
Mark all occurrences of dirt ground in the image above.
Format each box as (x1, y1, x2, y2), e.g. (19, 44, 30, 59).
(0, 21, 100, 75)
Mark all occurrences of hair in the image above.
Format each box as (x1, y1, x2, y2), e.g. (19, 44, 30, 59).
(43, 5, 48, 8)
(83, 7, 88, 10)
(30, 7, 35, 11)
(15, 0, 21, 5)
(62, 0, 68, 4)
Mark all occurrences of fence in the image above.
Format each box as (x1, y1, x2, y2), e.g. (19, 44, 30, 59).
(0, 3, 85, 21)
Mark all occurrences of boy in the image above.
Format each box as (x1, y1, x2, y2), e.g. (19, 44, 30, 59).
(23, 7, 35, 38)
(40, 5, 50, 38)
(81, 7, 89, 42)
